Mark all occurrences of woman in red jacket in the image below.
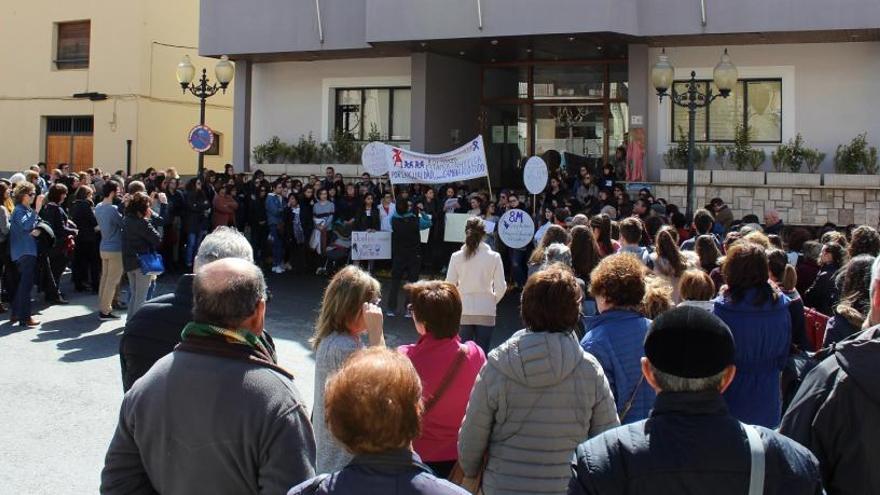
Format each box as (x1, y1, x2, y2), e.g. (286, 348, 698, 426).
(211, 184, 238, 229)
(397, 280, 486, 478)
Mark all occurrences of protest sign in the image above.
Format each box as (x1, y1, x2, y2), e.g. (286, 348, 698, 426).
(498, 209, 535, 249)
(444, 213, 471, 243)
(387, 136, 488, 184)
(523, 156, 548, 195)
(361, 141, 389, 176)
(351, 231, 392, 260)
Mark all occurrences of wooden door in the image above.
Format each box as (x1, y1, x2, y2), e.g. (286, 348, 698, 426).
(46, 135, 72, 170)
(72, 135, 93, 172)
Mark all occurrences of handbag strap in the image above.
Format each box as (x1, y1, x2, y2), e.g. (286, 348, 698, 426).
(742, 423, 766, 495)
(423, 345, 468, 414)
(618, 374, 645, 422)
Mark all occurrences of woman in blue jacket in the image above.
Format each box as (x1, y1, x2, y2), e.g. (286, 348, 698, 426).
(9, 182, 43, 326)
(713, 241, 791, 428)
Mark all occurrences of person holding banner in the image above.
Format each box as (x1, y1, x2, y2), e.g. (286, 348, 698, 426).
(446, 217, 507, 353)
(387, 199, 432, 317)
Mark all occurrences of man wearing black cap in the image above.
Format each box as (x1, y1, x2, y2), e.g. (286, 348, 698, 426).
(568, 306, 823, 494)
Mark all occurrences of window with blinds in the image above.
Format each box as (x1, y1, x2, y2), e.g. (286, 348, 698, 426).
(671, 79, 782, 143)
(56, 20, 90, 69)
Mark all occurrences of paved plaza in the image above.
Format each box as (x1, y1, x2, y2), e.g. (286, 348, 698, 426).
(0, 272, 522, 494)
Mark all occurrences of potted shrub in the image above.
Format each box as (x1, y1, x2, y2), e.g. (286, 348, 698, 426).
(767, 134, 823, 186)
(659, 129, 711, 184)
(825, 133, 880, 187)
(712, 125, 766, 185)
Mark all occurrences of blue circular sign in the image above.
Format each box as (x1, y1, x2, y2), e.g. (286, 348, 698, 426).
(188, 125, 214, 152)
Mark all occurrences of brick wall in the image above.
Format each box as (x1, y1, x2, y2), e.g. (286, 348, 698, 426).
(651, 184, 879, 227)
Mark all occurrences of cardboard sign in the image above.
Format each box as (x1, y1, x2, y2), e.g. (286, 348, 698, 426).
(351, 231, 392, 260)
(498, 209, 535, 249)
(443, 213, 471, 243)
(523, 156, 549, 195)
(361, 141, 389, 176)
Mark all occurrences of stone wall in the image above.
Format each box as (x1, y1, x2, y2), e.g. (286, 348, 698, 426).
(651, 183, 879, 227)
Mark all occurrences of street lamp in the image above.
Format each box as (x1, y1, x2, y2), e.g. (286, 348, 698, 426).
(176, 54, 234, 177)
(652, 48, 737, 220)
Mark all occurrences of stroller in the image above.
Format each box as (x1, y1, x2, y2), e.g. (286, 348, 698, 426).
(316, 220, 352, 276)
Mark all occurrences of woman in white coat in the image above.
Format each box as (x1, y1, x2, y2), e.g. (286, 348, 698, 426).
(446, 217, 506, 353)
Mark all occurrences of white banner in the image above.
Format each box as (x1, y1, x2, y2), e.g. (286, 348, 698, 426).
(351, 231, 392, 260)
(383, 136, 488, 184)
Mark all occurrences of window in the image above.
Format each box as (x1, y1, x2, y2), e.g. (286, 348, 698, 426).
(56, 20, 90, 69)
(205, 132, 221, 156)
(333, 87, 411, 142)
(672, 79, 781, 143)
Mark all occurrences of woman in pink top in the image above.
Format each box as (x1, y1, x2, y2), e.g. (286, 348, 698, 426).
(398, 280, 486, 478)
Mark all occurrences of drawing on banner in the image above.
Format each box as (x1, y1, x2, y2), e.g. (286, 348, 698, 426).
(351, 231, 392, 260)
(444, 213, 472, 243)
(498, 209, 536, 249)
(523, 156, 549, 195)
(388, 136, 488, 184)
(361, 141, 389, 176)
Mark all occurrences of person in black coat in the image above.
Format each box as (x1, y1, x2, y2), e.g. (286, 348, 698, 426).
(569, 307, 823, 495)
(182, 178, 210, 269)
(803, 242, 845, 316)
(70, 186, 100, 292)
(387, 199, 430, 316)
(40, 183, 78, 304)
(353, 192, 380, 232)
(248, 184, 269, 265)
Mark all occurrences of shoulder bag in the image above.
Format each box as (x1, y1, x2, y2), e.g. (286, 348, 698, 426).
(138, 251, 165, 276)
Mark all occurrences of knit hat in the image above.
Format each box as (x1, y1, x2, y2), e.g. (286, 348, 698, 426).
(644, 306, 735, 379)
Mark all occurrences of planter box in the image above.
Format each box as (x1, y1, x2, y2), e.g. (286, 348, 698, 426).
(257, 163, 364, 177)
(766, 172, 821, 187)
(659, 168, 711, 184)
(711, 170, 765, 186)
(823, 173, 880, 188)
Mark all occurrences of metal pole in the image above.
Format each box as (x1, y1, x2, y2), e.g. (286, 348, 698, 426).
(686, 71, 697, 221)
(198, 93, 206, 178)
(126, 139, 132, 176)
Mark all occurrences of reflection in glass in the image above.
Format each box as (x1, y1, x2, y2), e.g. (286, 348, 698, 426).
(534, 104, 604, 158)
(534, 66, 604, 99)
(608, 102, 630, 152)
(392, 89, 411, 141)
(362, 89, 390, 140)
(483, 67, 529, 100)
(747, 81, 781, 142)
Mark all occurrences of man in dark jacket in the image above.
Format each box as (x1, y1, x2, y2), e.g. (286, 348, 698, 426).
(779, 256, 880, 494)
(119, 227, 255, 391)
(569, 307, 823, 495)
(387, 199, 431, 317)
(102, 257, 316, 494)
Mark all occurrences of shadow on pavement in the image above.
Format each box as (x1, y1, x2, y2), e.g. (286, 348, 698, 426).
(57, 325, 124, 362)
(31, 313, 105, 343)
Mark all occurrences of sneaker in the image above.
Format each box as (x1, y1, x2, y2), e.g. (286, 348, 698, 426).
(99, 312, 120, 320)
(20, 318, 40, 327)
(405, 309, 413, 318)
(271, 266, 283, 274)
(386, 310, 396, 317)
(284, 262, 293, 271)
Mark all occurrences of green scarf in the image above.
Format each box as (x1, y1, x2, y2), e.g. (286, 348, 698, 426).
(178, 321, 291, 378)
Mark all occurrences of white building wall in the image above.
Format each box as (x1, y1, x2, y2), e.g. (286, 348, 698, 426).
(250, 57, 411, 148)
(647, 41, 880, 177)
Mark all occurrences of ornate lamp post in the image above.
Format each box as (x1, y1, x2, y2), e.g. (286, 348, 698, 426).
(652, 49, 738, 220)
(176, 55, 234, 177)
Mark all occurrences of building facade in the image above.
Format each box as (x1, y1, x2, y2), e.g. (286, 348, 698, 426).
(0, 0, 233, 175)
(200, 0, 879, 191)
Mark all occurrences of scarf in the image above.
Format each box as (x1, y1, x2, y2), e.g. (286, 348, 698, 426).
(177, 322, 293, 379)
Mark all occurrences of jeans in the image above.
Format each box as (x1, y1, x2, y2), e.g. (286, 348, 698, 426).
(388, 254, 420, 313)
(508, 248, 527, 287)
(460, 324, 494, 354)
(185, 231, 203, 267)
(126, 270, 154, 317)
(98, 251, 124, 314)
(12, 255, 36, 321)
(269, 224, 284, 267)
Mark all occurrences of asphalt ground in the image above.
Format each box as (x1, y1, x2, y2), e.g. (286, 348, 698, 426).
(0, 270, 525, 494)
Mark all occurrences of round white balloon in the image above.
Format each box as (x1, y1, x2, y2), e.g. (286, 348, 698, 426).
(498, 209, 536, 249)
(361, 141, 389, 176)
(523, 156, 548, 195)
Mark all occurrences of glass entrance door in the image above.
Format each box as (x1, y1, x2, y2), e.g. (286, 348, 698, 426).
(533, 104, 604, 175)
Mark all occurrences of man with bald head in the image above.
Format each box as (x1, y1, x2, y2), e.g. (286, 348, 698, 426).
(101, 258, 316, 495)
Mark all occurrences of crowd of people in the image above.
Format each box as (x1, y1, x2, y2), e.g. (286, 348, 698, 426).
(3, 160, 878, 494)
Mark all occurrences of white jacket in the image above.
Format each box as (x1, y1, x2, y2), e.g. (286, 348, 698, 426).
(446, 242, 506, 317)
